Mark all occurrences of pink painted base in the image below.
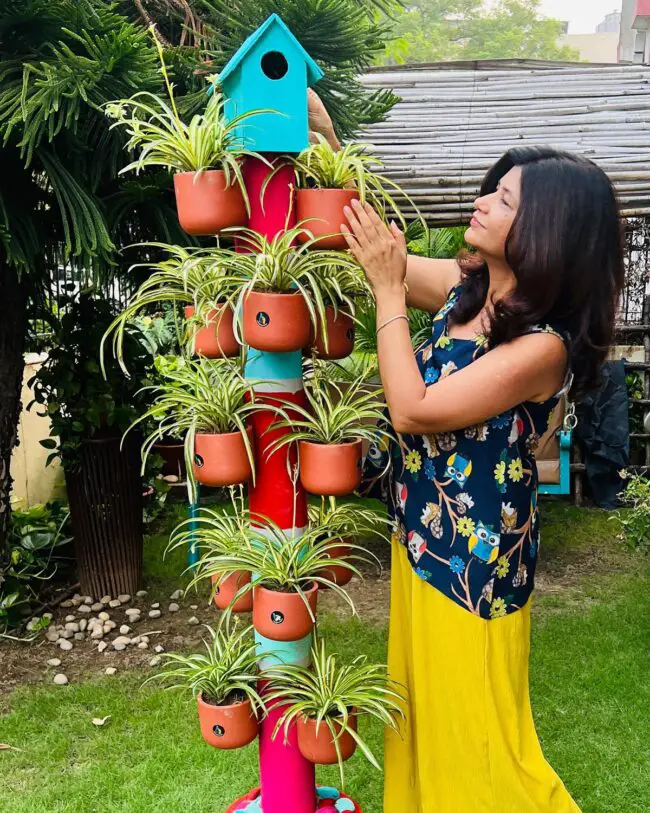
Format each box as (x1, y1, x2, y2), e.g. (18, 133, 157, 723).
(225, 787, 363, 813)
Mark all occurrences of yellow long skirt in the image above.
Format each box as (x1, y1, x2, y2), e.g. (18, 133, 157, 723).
(384, 542, 581, 813)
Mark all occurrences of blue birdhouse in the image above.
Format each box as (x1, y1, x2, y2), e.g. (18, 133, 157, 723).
(219, 14, 324, 155)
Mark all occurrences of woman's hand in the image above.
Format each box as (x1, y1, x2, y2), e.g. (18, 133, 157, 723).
(307, 88, 339, 149)
(342, 199, 408, 299)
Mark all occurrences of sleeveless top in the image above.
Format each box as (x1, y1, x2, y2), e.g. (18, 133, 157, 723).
(364, 285, 570, 620)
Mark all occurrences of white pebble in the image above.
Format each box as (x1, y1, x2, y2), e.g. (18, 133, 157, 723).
(53, 673, 68, 685)
(136, 590, 148, 598)
(187, 616, 199, 625)
(60, 599, 74, 609)
(113, 643, 126, 652)
(65, 614, 76, 622)
(64, 622, 79, 633)
(150, 602, 160, 609)
(83, 596, 93, 605)
(74, 632, 85, 641)
(154, 645, 164, 653)
(117, 594, 131, 603)
(91, 628, 104, 640)
(59, 630, 73, 640)
(119, 625, 130, 635)
(170, 589, 183, 601)
(137, 642, 148, 650)
(100, 595, 112, 605)
(108, 599, 121, 608)
(105, 667, 117, 676)
(78, 605, 91, 614)
(168, 603, 180, 613)
(97, 641, 108, 653)
(79, 619, 88, 632)
(98, 611, 110, 621)
(91, 602, 104, 612)
(104, 620, 117, 630)
(46, 629, 60, 642)
(140, 636, 149, 644)
(148, 609, 161, 619)
(190, 605, 198, 610)
(125, 608, 141, 618)
(59, 639, 73, 651)
(149, 656, 162, 667)
(43, 612, 53, 620)
(47, 658, 62, 667)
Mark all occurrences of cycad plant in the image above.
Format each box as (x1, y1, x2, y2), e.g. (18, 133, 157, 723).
(264, 638, 405, 785)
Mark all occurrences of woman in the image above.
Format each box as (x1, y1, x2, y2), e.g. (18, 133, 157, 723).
(309, 93, 624, 812)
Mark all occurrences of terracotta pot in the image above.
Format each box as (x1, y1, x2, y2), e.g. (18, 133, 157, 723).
(152, 437, 186, 478)
(212, 571, 253, 613)
(296, 712, 358, 765)
(184, 305, 239, 358)
(173, 170, 247, 236)
(312, 307, 355, 360)
(298, 440, 363, 497)
(242, 290, 311, 352)
(295, 188, 357, 250)
(193, 426, 253, 488)
(321, 542, 354, 588)
(252, 582, 318, 642)
(197, 692, 258, 749)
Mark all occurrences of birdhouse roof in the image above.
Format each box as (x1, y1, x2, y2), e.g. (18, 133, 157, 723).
(218, 13, 324, 86)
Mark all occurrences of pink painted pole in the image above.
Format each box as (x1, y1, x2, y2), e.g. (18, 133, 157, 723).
(243, 155, 315, 813)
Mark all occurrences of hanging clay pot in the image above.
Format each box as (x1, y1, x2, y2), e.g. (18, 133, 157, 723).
(185, 305, 239, 359)
(312, 307, 355, 360)
(193, 426, 254, 488)
(212, 571, 253, 613)
(298, 440, 363, 497)
(320, 542, 354, 588)
(173, 170, 247, 236)
(197, 692, 258, 749)
(296, 712, 358, 765)
(242, 290, 311, 352)
(295, 189, 357, 250)
(252, 582, 318, 642)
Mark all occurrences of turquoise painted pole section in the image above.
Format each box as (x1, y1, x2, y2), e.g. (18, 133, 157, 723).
(187, 486, 201, 568)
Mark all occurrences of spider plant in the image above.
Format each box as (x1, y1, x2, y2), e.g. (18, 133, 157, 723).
(292, 135, 417, 227)
(101, 243, 242, 375)
(124, 357, 260, 501)
(182, 511, 359, 617)
(307, 499, 390, 548)
(264, 638, 405, 786)
(105, 27, 269, 201)
(144, 618, 264, 709)
(266, 376, 390, 452)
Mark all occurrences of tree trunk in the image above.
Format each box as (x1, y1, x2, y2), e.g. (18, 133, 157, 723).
(0, 263, 27, 557)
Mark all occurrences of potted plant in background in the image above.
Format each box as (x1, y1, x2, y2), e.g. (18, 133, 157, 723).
(145, 619, 265, 749)
(183, 513, 358, 642)
(307, 500, 387, 587)
(29, 290, 152, 598)
(223, 227, 361, 353)
(264, 639, 405, 785)
(105, 30, 272, 236)
(102, 244, 242, 371)
(266, 376, 391, 497)
(291, 135, 416, 249)
(125, 357, 261, 501)
(306, 262, 370, 361)
(168, 504, 256, 614)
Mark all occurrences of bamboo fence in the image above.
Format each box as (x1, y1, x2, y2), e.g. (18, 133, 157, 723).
(360, 62, 650, 224)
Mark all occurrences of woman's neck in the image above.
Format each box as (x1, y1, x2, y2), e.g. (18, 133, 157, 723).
(485, 257, 516, 305)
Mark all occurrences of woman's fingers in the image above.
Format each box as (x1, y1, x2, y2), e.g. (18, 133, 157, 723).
(341, 225, 362, 260)
(343, 204, 371, 248)
(363, 202, 391, 240)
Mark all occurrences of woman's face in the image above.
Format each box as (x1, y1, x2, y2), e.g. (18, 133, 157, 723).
(465, 166, 522, 261)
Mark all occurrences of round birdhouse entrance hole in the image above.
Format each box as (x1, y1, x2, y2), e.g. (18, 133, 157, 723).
(261, 51, 289, 80)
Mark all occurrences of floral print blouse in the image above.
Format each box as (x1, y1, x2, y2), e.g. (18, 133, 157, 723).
(364, 285, 570, 620)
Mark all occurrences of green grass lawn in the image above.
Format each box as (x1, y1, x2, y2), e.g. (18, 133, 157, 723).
(1, 503, 649, 813)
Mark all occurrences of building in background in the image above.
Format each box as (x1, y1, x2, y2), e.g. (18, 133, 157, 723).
(620, 0, 650, 62)
(558, 9, 621, 63)
(597, 10, 622, 33)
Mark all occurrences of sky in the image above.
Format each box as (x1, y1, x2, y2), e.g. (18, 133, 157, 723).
(538, 0, 623, 34)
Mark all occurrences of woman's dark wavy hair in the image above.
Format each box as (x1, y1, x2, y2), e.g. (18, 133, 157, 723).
(450, 146, 625, 398)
